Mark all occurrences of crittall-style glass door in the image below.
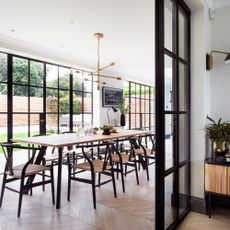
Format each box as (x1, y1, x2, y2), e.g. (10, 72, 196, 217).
(155, 0, 190, 229)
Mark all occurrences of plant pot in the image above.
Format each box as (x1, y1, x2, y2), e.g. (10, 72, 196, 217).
(102, 129, 111, 135)
(120, 114, 126, 127)
(212, 141, 228, 156)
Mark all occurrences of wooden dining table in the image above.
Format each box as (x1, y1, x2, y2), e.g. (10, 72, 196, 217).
(13, 129, 149, 209)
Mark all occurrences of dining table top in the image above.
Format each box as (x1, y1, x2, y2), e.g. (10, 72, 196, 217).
(13, 129, 151, 148)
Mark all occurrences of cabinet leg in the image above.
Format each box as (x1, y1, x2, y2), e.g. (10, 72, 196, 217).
(208, 193, 211, 218)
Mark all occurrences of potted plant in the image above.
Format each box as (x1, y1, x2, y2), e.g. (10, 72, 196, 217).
(206, 116, 230, 156)
(100, 124, 113, 135)
(118, 100, 130, 127)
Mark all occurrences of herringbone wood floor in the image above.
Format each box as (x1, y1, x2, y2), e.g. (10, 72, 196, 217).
(0, 152, 155, 230)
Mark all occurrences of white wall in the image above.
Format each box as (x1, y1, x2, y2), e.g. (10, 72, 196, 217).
(190, 0, 211, 198)
(210, 6, 230, 121)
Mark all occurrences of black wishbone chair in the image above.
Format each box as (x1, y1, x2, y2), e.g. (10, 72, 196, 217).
(0, 143, 55, 217)
(110, 139, 139, 193)
(130, 133, 156, 181)
(67, 141, 117, 209)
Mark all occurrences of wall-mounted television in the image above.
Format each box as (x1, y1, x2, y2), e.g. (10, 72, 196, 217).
(102, 87, 123, 107)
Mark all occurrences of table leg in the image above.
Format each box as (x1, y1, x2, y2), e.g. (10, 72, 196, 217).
(56, 147, 63, 209)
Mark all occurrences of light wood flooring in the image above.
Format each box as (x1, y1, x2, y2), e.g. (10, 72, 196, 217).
(0, 152, 155, 230)
(1, 152, 230, 230)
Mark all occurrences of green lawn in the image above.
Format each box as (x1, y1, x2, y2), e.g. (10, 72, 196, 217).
(0, 131, 39, 154)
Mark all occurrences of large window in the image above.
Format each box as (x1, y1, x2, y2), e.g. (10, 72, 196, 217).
(124, 81, 155, 130)
(0, 52, 93, 142)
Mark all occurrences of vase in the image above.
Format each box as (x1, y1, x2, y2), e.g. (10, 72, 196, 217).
(102, 129, 111, 135)
(120, 114, 126, 127)
(212, 141, 228, 156)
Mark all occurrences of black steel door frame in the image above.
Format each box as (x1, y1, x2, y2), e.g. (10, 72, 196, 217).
(155, 0, 191, 229)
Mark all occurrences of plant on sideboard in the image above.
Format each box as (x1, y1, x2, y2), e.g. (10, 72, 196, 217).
(206, 116, 230, 155)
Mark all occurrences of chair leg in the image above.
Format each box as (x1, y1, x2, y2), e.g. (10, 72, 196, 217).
(50, 167, 55, 205)
(120, 163, 125, 193)
(67, 165, 71, 202)
(91, 172, 96, 209)
(134, 159, 139, 185)
(111, 167, 117, 198)
(145, 155, 149, 181)
(116, 162, 119, 179)
(0, 173, 7, 207)
(17, 177, 25, 217)
(98, 173, 101, 187)
(125, 164, 127, 177)
(29, 177, 33, 196)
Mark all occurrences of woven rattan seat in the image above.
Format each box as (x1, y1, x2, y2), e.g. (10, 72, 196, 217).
(6, 164, 49, 178)
(72, 159, 111, 173)
(112, 152, 134, 163)
(134, 148, 155, 156)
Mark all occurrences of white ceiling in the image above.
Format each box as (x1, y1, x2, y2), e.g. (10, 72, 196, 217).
(0, 0, 154, 85)
(212, 0, 230, 9)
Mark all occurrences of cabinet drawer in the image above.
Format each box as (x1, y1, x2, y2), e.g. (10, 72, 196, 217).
(205, 163, 230, 195)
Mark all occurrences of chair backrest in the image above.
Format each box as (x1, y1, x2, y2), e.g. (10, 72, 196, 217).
(0, 143, 42, 176)
(77, 141, 115, 171)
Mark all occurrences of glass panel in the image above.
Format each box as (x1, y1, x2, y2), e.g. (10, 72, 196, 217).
(46, 64, 58, 88)
(145, 114, 150, 128)
(131, 114, 135, 129)
(59, 90, 70, 114)
(13, 85, 28, 112)
(164, 0, 174, 52)
(59, 67, 70, 90)
(83, 114, 92, 126)
(179, 7, 188, 60)
(165, 173, 177, 228)
(46, 89, 58, 113)
(136, 115, 140, 129)
(73, 114, 83, 129)
(130, 83, 136, 97)
(83, 72, 92, 92)
(141, 99, 145, 113)
(131, 98, 135, 113)
(179, 166, 189, 214)
(73, 92, 82, 113)
(73, 70, 83, 91)
(30, 61, 44, 87)
(46, 114, 58, 134)
(59, 114, 70, 133)
(165, 114, 173, 169)
(179, 114, 188, 162)
(29, 114, 40, 136)
(13, 57, 28, 85)
(141, 114, 145, 128)
(13, 114, 28, 138)
(179, 63, 187, 111)
(0, 53, 7, 82)
(146, 100, 150, 113)
(30, 87, 43, 113)
(136, 100, 140, 113)
(84, 93, 92, 113)
(136, 85, 140, 98)
(165, 55, 173, 111)
(0, 114, 7, 142)
(0, 83, 7, 112)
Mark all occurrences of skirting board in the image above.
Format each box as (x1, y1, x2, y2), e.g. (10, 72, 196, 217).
(190, 196, 206, 214)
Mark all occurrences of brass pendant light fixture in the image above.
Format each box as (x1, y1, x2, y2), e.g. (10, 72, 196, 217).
(93, 33, 122, 90)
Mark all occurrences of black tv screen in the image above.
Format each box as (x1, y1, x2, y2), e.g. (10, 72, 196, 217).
(102, 87, 123, 107)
